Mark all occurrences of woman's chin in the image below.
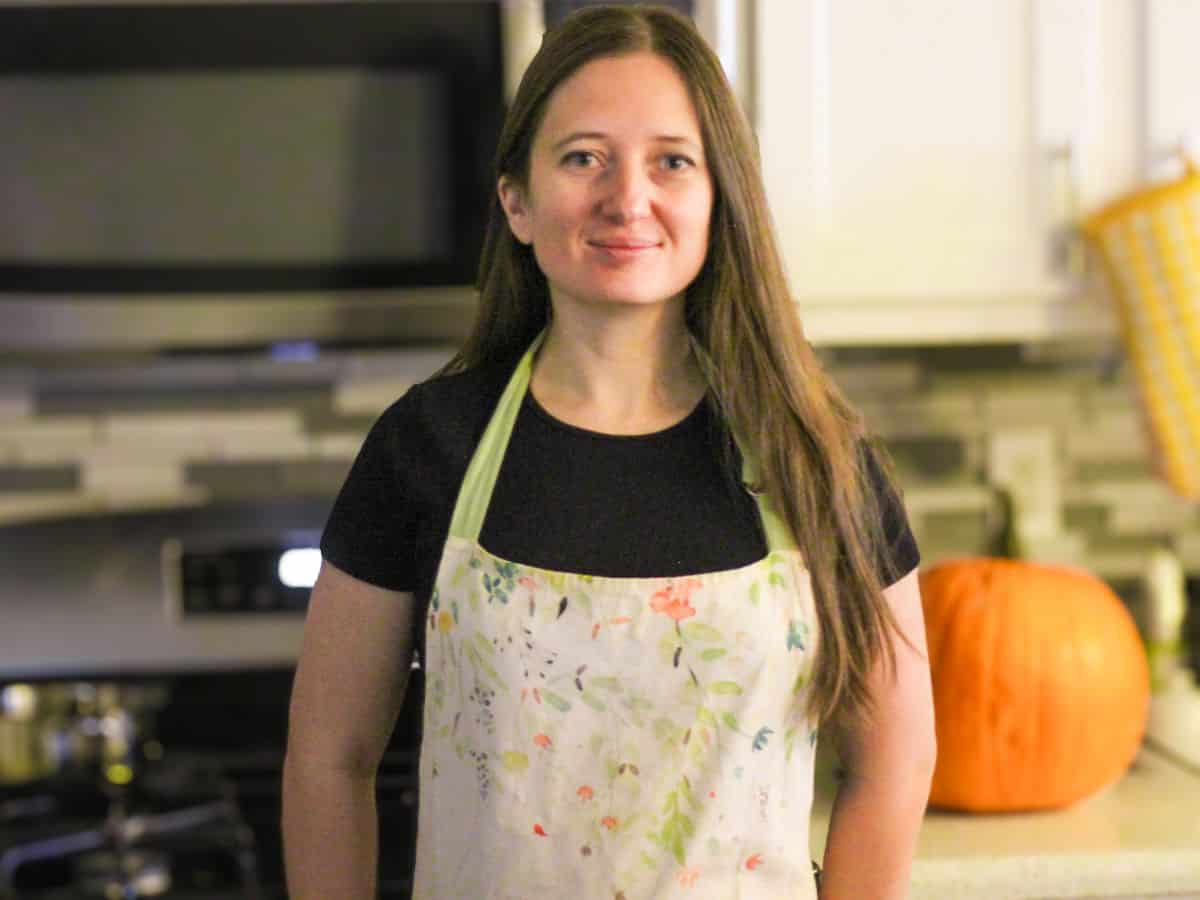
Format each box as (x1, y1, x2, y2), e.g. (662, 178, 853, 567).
(552, 285, 688, 311)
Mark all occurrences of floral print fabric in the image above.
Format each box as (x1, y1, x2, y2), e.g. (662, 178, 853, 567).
(413, 541, 821, 899)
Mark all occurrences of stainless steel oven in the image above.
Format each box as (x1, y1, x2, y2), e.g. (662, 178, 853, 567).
(0, 501, 422, 898)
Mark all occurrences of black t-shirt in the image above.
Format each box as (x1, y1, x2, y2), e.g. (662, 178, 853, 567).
(321, 354, 920, 617)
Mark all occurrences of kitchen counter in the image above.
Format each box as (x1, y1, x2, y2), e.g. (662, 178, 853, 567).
(809, 743, 1200, 899)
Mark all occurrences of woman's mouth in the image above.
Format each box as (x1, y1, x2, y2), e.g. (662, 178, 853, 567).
(589, 240, 661, 259)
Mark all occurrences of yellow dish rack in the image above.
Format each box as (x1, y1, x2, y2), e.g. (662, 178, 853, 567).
(1083, 160, 1200, 500)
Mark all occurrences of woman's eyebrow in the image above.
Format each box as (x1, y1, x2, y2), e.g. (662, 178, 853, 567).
(550, 131, 702, 152)
(655, 135, 703, 152)
(550, 131, 607, 150)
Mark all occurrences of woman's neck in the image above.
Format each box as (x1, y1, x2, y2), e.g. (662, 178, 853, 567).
(530, 304, 707, 436)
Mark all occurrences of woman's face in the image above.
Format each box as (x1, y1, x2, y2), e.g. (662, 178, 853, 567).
(499, 52, 714, 313)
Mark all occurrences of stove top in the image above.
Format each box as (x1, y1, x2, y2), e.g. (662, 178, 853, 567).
(1, 757, 262, 899)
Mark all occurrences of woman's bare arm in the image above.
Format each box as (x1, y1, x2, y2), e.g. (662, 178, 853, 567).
(819, 568, 937, 898)
(282, 559, 417, 900)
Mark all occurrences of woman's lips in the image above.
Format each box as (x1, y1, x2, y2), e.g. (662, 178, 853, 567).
(589, 240, 661, 259)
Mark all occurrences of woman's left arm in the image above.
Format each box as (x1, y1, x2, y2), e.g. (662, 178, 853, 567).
(818, 568, 937, 899)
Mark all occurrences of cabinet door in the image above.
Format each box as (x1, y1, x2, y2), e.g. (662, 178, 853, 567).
(755, 0, 1108, 305)
(1142, 0, 1200, 179)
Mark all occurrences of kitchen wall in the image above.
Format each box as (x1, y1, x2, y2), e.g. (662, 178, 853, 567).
(829, 339, 1200, 579)
(2, 334, 1198, 661)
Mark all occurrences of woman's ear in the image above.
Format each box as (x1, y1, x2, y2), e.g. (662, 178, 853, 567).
(498, 175, 534, 246)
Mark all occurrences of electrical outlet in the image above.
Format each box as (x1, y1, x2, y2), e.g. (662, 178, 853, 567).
(987, 427, 1062, 541)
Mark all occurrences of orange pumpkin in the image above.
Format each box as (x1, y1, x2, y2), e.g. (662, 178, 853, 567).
(920, 557, 1150, 812)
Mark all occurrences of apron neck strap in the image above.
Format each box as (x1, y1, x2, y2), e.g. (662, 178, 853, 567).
(743, 469, 795, 555)
(447, 330, 545, 542)
(690, 334, 795, 554)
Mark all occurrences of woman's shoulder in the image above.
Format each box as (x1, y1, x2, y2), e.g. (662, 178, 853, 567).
(857, 438, 922, 583)
(371, 352, 521, 445)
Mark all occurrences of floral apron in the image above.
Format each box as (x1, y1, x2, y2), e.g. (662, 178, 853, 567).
(413, 336, 821, 899)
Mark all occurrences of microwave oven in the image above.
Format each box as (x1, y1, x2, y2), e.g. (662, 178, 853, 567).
(0, 0, 752, 354)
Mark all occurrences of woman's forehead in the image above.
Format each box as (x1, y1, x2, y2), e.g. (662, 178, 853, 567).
(535, 52, 703, 149)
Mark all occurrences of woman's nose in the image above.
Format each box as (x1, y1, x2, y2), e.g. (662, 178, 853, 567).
(598, 161, 652, 222)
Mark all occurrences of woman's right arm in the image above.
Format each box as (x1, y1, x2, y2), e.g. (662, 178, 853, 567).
(282, 559, 418, 900)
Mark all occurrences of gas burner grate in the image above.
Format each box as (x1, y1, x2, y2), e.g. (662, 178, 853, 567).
(0, 760, 263, 900)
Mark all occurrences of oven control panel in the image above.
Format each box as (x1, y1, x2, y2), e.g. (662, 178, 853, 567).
(162, 534, 320, 620)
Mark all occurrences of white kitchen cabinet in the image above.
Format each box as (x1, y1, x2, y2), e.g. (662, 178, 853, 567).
(1141, 0, 1200, 181)
(754, 0, 1135, 345)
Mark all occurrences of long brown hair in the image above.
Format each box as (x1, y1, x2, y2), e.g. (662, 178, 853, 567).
(444, 4, 905, 728)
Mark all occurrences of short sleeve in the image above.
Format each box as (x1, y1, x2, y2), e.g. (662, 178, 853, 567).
(319, 391, 425, 592)
(863, 443, 921, 587)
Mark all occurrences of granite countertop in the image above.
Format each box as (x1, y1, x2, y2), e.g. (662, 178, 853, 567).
(809, 743, 1200, 899)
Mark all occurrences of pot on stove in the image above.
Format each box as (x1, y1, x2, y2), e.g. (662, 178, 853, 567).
(0, 682, 169, 786)
(0, 684, 78, 785)
(75, 848, 171, 898)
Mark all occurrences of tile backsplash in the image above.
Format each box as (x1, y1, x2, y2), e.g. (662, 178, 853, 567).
(3, 337, 1199, 584)
(0, 348, 449, 524)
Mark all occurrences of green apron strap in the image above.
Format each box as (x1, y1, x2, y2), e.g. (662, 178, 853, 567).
(689, 334, 796, 554)
(739, 452, 795, 555)
(447, 332, 545, 542)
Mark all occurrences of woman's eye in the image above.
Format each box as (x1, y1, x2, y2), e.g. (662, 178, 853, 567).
(562, 150, 598, 168)
(661, 154, 695, 172)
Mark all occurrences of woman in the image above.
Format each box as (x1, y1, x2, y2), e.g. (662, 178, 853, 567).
(283, 5, 935, 899)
